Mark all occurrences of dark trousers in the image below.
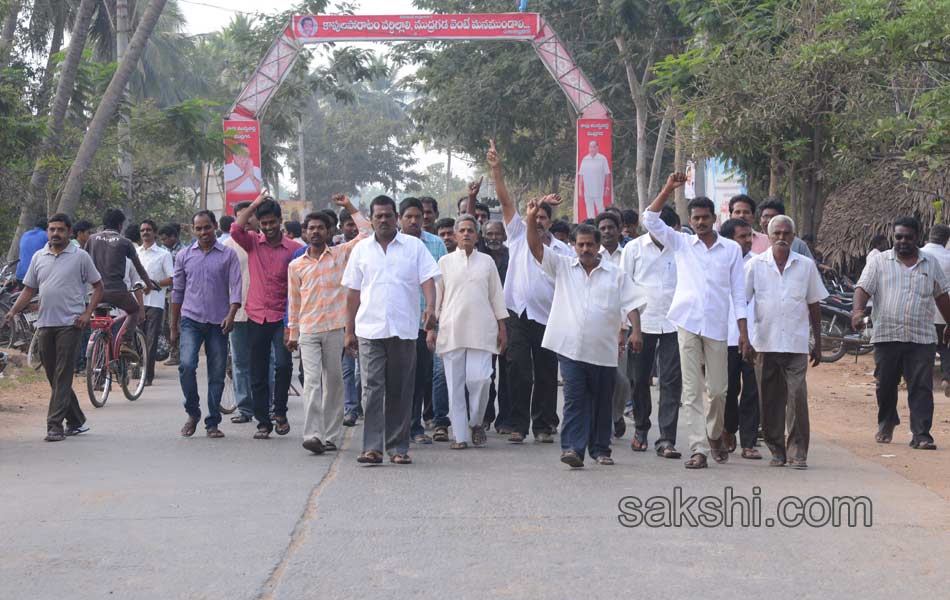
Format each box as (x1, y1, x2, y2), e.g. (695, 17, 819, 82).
(755, 352, 809, 460)
(358, 336, 417, 455)
(143, 306, 164, 383)
(725, 346, 760, 449)
(483, 351, 510, 428)
(874, 342, 936, 444)
(39, 326, 85, 433)
(411, 330, 435, 437)
(507, 310, 558, 436)
(936, 325, 950, 381)
(248, 320, 292, 431)
(100, 290, 139, 346)
(559, 356, 615, 459)
(628, 332, 681, 448)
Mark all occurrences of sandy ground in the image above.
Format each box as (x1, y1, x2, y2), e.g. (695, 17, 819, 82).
(808, 353, 950, 500)
(2, 353, 948, 500)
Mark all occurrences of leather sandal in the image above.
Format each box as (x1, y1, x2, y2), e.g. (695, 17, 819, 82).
(357, 450, 383, 464)
(389, 453, 412, 464)
(595, 456, 615, 466)
(206, 428, 225, 439)
(450, 441, 468, 450)
(432, 427, 450, 442)
(180, 417, 198, 437)
(656, 445, 681, 459)
(684, 453, 708, 469)
(274, 416, 291, 436)
(741, 447, 762, 460)
(253, 427, 271, 440)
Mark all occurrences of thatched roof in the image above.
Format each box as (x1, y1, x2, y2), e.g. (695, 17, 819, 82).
(817, 162, 950, 272)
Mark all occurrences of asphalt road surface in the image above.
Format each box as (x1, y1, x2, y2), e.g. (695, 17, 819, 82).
(1, 362, 947, 599)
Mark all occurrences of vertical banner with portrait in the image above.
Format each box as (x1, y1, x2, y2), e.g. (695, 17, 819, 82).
(575, 118, 613, 223)
(223, 119, 263, 215)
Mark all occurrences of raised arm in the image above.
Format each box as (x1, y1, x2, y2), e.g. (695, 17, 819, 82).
(642, 173, 687, 250)
(231, 190, 267, 250)
(525, 198, 545, 265)
(487, 139, 516, 225)
(461, 177, 482, 217)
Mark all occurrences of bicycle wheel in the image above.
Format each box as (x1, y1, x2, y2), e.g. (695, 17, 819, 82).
(121, 329, 148, 401)
(86, 332, 112, 408)
(219, 353, 237, 414)
(26, 329, 42, 370)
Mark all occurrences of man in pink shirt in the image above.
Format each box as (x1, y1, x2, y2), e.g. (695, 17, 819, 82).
(230, 191, 301, 439)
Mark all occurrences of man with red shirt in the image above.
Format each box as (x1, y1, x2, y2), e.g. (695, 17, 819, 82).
(230, 191, 300, 439)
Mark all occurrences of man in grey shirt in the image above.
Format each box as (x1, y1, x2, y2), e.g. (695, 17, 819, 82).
(4, 213, 103, 442)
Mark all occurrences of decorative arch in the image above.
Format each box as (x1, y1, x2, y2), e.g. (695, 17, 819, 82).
(224, 13, 612, 221)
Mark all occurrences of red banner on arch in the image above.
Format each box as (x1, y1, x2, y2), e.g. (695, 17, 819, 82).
(575, 118, 613, 222)
(223, 119, 263, 215)
(293, 13, 541, 42)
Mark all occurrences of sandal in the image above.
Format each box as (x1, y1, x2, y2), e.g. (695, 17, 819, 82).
(595, 456, 615, 466)
(230, 414, 252, 424)
(910, 439, 937, 450)
(630, 431, 648, 452)
(432, 427, 449, 442)
(390, 453, 412, 465)
(875, 423, 895, 444)
(741, 447, 762, 460)
(206, 428, 225, 439)
(274, 417, 291, 436)
(656, 445, 681, 459)
(357, 450, 383, 464)
(722, 431, 737, 453)
(560, 450, 584, 468)
(684, 453, 708, 469)
(181, 417, 198, 438)
(253, 427, 271, 440)
(450, 441, 468, 450)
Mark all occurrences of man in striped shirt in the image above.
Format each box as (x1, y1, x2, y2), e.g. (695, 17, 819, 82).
(287, 195, 370, 455)
(854, 217, 950, 451)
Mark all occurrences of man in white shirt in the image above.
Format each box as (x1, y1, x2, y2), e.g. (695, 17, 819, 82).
(489, 140, 572, 444)
(719, 218, 762, 460)
(525, 198, 644, 468)
(621, 205, 682, 459)
(137, 220, 174, 386)
(342, 195, 440, 466)
(428, 215, 508, 449)
(643, 173, 751, 469)
(921, 224, 950, 395)
(595, 210, 629, 438)
(745, 215, 827, 469)
(223, 201, 256, 423)
(578, 141, 611, 219)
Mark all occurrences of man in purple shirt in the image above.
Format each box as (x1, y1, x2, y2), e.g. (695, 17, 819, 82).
(171, 211, 242, 439)
(230, 191, 300, 439)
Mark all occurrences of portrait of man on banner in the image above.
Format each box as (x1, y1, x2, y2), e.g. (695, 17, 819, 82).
(223, 141, 262, 197)
(577, 138, 612, 220)
(297, 16, 318, 38)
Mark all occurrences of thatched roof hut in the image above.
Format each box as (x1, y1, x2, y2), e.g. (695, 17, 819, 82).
(816, 162, 950, 274)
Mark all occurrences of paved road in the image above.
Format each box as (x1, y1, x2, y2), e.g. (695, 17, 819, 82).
(1, 363, 947, 599)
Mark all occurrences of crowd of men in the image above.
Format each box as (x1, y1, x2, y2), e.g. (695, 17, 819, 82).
(6, 142, 947, 466)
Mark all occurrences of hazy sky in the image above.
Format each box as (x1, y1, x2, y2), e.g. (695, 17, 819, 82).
(179, 0, 478, 182)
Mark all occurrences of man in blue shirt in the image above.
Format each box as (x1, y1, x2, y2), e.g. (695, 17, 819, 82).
(16, 217, 49, 283)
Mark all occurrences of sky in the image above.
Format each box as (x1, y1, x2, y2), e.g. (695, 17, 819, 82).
(178, 0, 477, 190)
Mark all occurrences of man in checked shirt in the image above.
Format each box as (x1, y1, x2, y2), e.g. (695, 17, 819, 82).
(286, 195, 371, 455)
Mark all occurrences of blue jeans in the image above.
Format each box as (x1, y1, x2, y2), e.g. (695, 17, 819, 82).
(558, 355, 615, 460)
(229, 321, 253, 417)
(431, 354, 450, 427)
(342, 350, 362, 417)
(179, 317, 228, 429)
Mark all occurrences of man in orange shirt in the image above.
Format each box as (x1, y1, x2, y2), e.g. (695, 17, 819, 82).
(286, 195, 371, 454)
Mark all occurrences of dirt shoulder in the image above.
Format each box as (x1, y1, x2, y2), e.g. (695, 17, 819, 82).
(808, 354, 950, 500)
(0, 353, 52, 436)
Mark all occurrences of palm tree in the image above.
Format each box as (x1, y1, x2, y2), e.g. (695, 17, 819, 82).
(0, 0, 21, 68)
(7, 0, 99, 260)
(57, 0, 169, 216)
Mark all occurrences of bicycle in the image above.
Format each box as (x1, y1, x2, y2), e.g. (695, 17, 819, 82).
(85, 303, 148, 407)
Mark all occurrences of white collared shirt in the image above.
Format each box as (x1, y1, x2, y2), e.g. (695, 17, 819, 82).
(341, 232, 441, 341)
(136, 243, 174, 309)
(504, 212, 573, 324)
(922, 242, 950, 324)
(222, 236, 251, 322)
(642, 210, 747, 341)
(599, 245, 622, 266)
(728, 252, 756, 346)
(537, 247, 645, 367)
(621, 234, 677, 334)
(435, 249, 508, 355)
(745, 249, 828, 354)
